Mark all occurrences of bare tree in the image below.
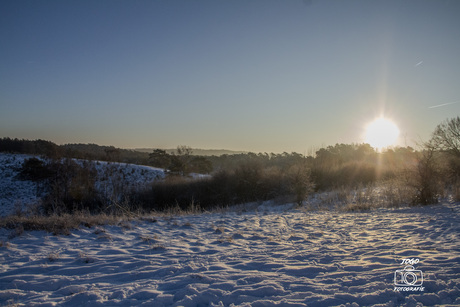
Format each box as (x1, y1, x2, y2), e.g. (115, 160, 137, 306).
(431, 116, 460, 157)
(176, 145, 193, 157)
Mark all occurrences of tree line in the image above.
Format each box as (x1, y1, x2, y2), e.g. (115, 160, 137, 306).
(2, 116, 459, 212)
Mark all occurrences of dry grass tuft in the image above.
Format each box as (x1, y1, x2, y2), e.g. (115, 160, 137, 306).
(6, 299, 19, 307)
(78, 251, 96, 263)
(97, 233, 113, 241)
(0, 212, 124, 235)
(93, 227, 106, 235)
(214, 226, 225, 234)
(140, 235, 158, 243)
(93, 227, 113, 240)
(47, 251, 59, 262)
(118, 220, 133, 230)
(0, 240, 11, 248)
(150, 243, 166, 250)
(218, 236, 234, 244)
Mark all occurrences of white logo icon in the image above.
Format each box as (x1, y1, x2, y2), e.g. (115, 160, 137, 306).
(394, 265, 424, 286)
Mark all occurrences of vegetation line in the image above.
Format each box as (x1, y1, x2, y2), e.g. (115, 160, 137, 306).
(0, 116, 459, 234)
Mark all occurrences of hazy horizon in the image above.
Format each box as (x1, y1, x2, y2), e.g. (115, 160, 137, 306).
(1, 0, 459, 153)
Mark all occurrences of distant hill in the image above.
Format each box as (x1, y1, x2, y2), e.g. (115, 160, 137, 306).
(0, 137, 248, 160)
(134, 148, 248, 156)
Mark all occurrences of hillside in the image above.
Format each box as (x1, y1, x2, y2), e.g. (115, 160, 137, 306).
(134, 148, 248, 156)
(0, 153, 165, 217)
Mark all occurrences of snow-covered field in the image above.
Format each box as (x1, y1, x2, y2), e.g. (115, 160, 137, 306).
(1, 201, 459, 306)
(1, 153, 459, 306)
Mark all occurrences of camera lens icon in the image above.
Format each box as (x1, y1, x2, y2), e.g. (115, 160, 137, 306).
(394, 265, 423, 286)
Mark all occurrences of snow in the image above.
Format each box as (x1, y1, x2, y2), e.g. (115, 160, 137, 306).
(0, 154, 43, 217)
(0, 153, 165, 217)
(1, 202, 459, 306)
(1, 153, 460, 306)
(83, 159, 165, 202)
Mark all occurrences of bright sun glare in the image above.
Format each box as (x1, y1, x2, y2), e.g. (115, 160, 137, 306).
(365, 118, 400, 151)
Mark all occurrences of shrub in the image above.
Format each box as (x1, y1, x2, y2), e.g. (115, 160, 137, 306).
(41, 158, 103, 214)
(286, 163, 315, 205)
(19, 157, 50, 181)
(406, 146, 442, 206)
(134, 162, 305, 211)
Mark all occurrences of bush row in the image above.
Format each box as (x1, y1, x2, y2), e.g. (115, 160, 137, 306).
(18, 158, 316, 214)
(133, 163, 312, 211)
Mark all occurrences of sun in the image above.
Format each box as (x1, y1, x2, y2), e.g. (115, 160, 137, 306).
(365, 118, 400, 151)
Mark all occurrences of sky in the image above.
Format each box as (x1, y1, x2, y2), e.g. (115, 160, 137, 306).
(1, 0, 459, 153)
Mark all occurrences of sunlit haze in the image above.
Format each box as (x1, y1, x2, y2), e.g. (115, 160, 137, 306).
(1, 0, 459, 153)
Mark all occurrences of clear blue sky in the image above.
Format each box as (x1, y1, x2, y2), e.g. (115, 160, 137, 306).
(1, 0, 459, 153)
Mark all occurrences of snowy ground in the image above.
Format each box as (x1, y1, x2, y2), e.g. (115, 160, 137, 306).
(1, 201, 459, 306)
(1, 153, 459, 306)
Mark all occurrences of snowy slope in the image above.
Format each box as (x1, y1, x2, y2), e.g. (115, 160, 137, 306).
(1, 201, 459, 306)
(0, 153, 165, 216)
(82, 159, 165, 202)
(0, 154, 43, 216)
